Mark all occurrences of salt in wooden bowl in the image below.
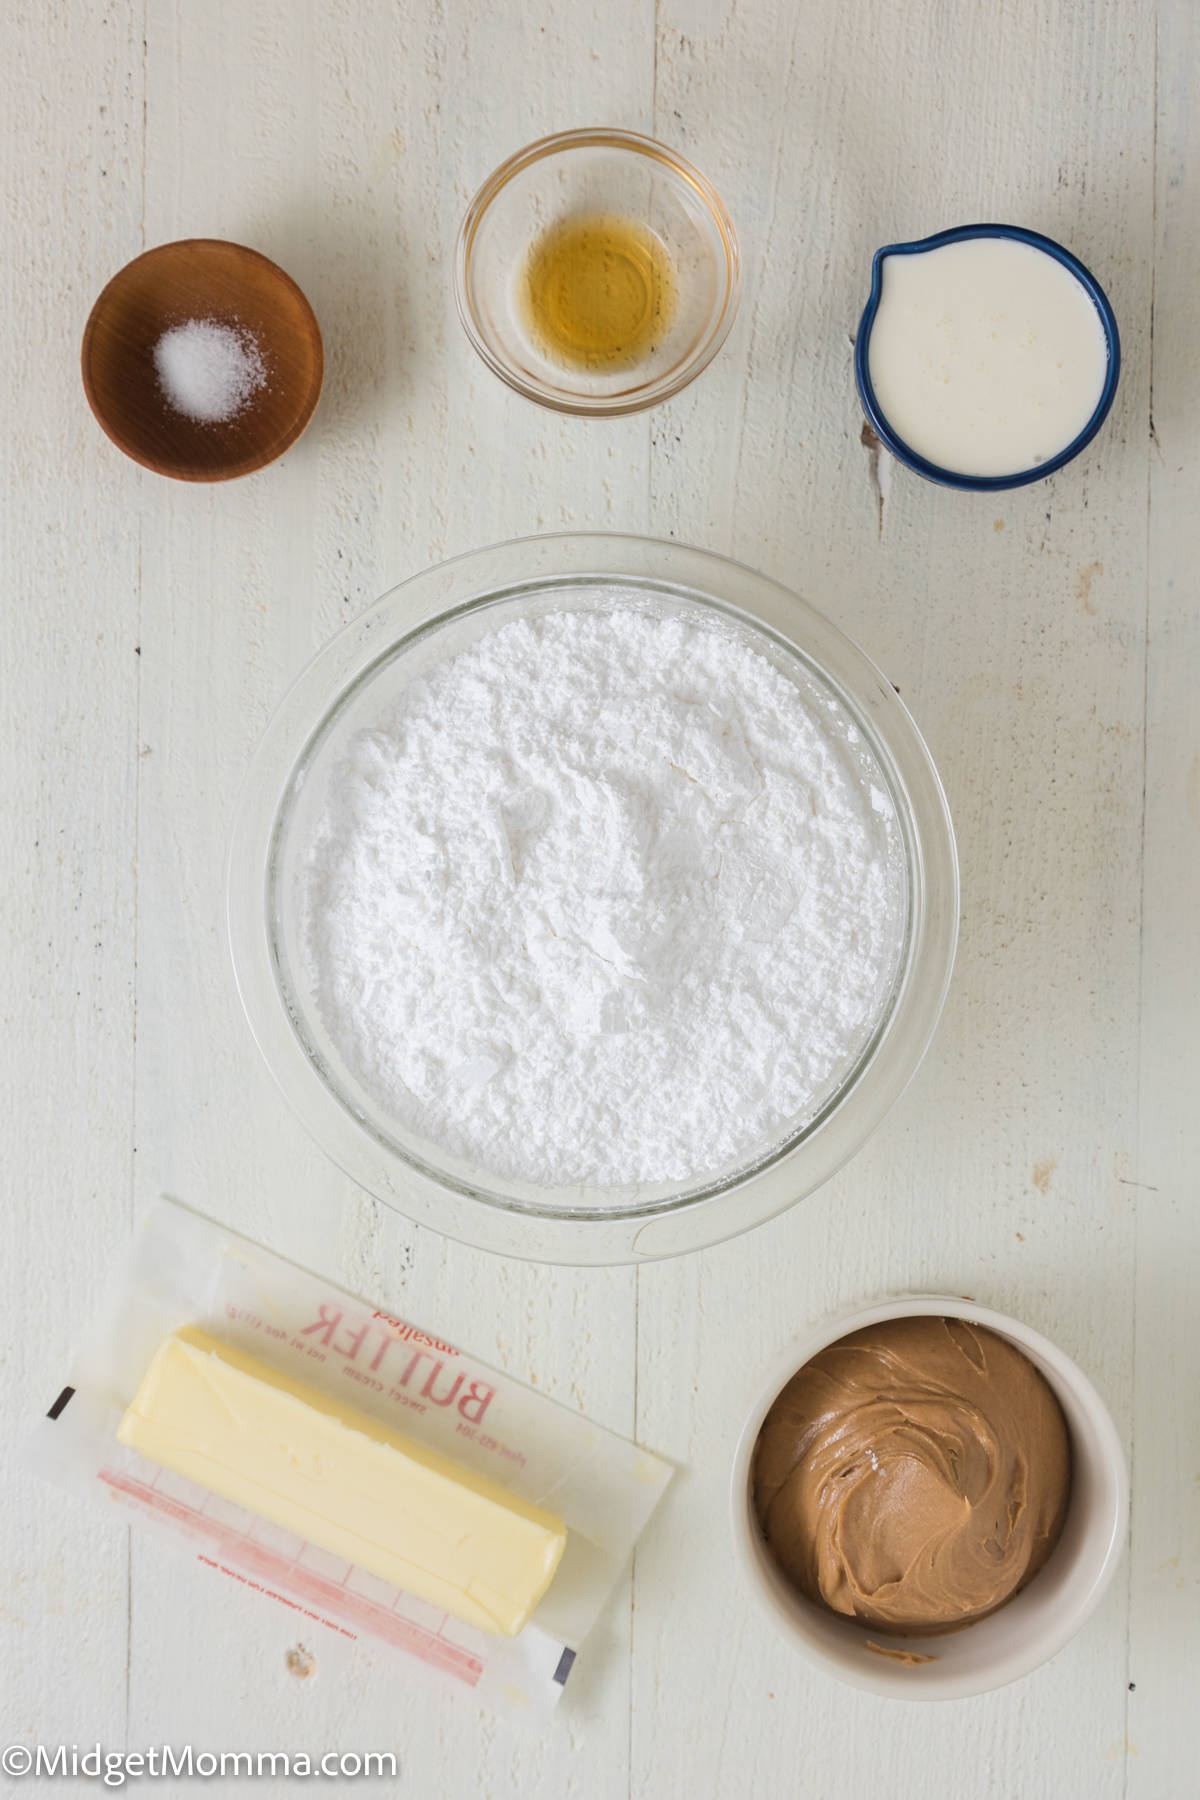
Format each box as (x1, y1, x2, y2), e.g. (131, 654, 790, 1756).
(81, 238, 323, 482)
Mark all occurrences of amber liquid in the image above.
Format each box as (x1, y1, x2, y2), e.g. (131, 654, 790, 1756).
(521, 212, 677, 372)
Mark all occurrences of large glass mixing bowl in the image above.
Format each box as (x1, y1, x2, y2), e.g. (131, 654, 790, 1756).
(227, 535, 957, 1263)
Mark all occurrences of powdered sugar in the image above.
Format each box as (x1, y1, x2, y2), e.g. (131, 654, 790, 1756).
(302, 601, 906, 1190)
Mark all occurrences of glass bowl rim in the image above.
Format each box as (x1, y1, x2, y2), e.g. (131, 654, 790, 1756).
(226, 534, 959, 1264)
(854, 223, 1121, 492)
(453, 127, 743, 417)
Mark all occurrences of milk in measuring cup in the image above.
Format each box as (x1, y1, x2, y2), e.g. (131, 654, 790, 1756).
(866, 236, 1109, 477)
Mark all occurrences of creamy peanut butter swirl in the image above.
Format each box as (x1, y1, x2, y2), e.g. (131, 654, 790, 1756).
(752, 1316, 1071, 1635)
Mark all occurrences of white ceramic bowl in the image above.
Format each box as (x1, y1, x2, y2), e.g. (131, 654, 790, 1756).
(729, 1295, 1128, 1699)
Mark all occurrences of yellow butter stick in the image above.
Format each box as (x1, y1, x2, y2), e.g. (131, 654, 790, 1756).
(117, 1328, 565, 1636)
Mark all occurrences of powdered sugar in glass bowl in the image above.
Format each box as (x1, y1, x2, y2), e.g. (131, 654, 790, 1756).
(227, 536, 958, 1263)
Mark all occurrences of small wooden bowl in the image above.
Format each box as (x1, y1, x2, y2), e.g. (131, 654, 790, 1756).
(82, 238, 324, 481)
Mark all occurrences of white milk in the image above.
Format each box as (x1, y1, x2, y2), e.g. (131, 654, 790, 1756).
(866, 236, 1109, 477)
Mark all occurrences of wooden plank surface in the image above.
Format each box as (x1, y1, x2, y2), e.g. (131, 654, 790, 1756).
(1129, 0, 1200, 1791)
(1, 0, 143, 1765)
(0, 1, 1193, 1796)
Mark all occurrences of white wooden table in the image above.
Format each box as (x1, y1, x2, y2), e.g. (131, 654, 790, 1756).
(3, 2, 1196, 1795)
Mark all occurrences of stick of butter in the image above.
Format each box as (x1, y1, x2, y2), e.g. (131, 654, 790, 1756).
(117, 1328, 566, 1636)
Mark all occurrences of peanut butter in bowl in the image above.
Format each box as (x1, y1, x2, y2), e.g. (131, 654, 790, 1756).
(751, 1314, 1071, 1636)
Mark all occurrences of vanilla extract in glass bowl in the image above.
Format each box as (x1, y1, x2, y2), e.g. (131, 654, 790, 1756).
(455, 129, 741, 416)
(520, 211, 678, 372)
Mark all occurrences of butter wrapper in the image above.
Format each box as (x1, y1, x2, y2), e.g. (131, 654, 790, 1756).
(25, 1198, 672, 1724)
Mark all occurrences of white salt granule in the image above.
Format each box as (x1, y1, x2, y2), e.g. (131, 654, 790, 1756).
(152, 317, 266, 423)
(302, 602, 907, 1191)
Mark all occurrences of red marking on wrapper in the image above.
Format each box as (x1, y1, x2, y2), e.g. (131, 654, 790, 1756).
(98, 1465, 485, 1686)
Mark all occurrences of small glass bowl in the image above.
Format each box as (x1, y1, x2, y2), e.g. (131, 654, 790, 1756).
(226, 535, 958, 1265)
(454, 128, 741, 416)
